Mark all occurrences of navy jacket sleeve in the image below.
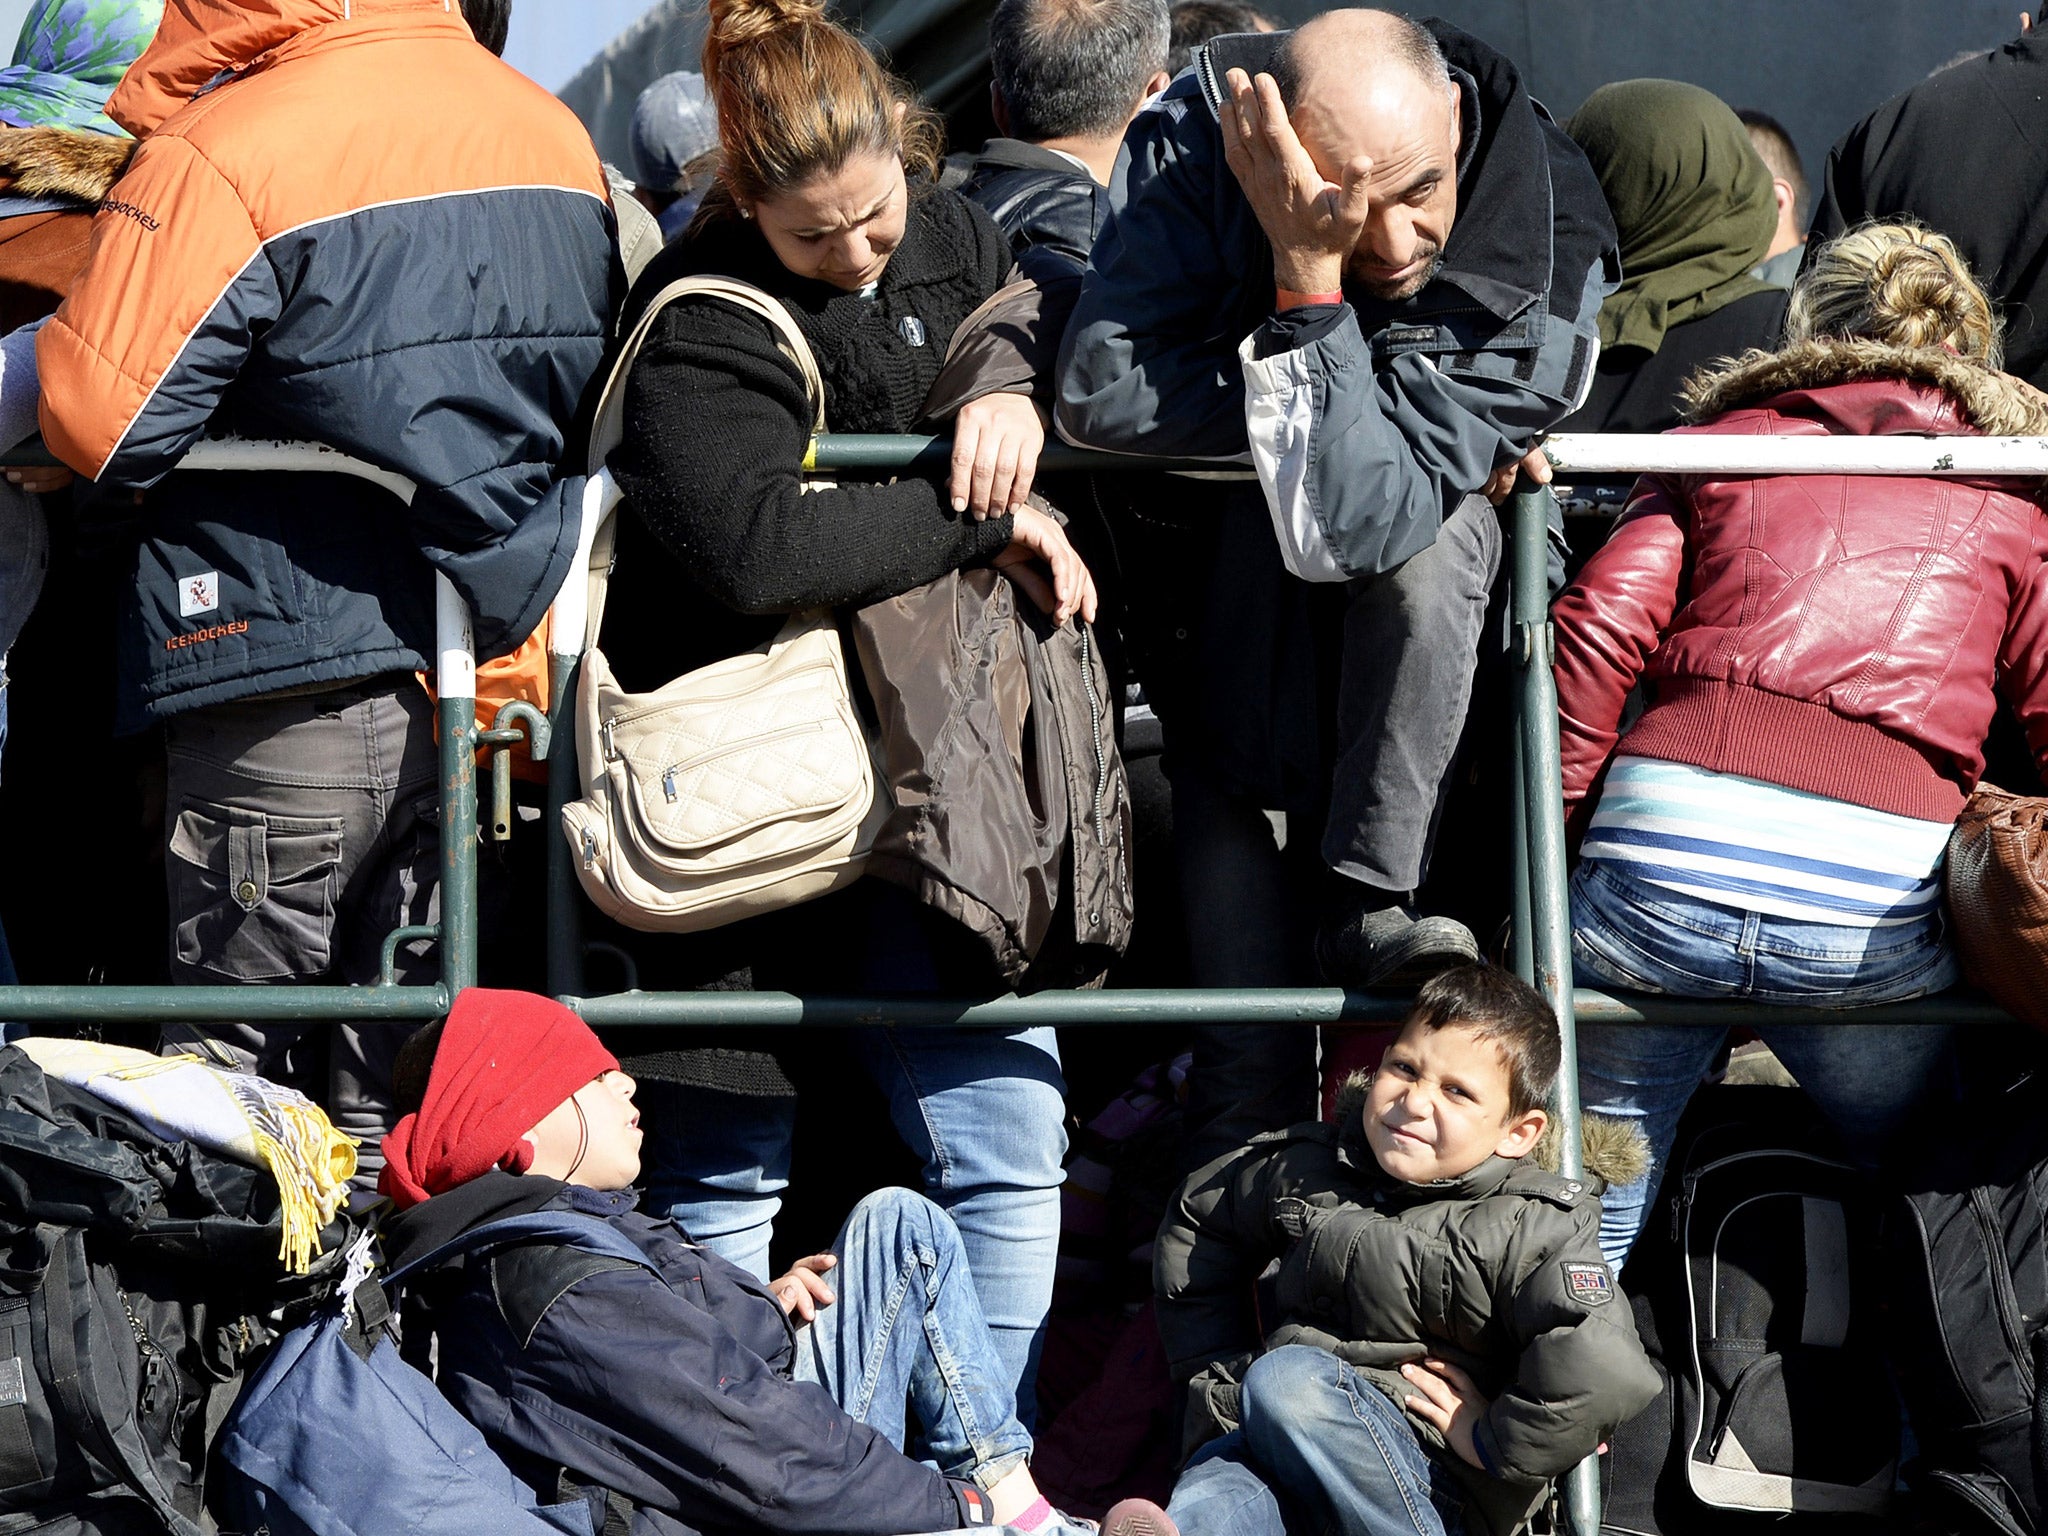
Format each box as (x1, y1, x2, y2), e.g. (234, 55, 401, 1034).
(1054, 82, 1265, 461)
(448, 1264, 970, 1535)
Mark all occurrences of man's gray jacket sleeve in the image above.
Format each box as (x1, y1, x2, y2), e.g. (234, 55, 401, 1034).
(1238, 272, 1606, 581)
(1055, 83, 1265, 462)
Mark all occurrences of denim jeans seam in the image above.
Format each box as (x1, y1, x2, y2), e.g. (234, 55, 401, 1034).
(881, 1029, 957, 1189)
(1585, 904, 1744, 993)
(847, 1244, 919, 1423)
(1581, 861, 1747, 944)
(1338, 1365, 1434, 1536)
(918, 1257, 1005, 1475)
(1749, 944, 1957, 1006)
(1747, 921, 1944, 964)
(1571, 927, 1666, 995)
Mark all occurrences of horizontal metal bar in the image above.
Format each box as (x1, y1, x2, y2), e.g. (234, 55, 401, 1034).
(0, 984, 2001, 1028)
(568, 988, 1411, 1027)
(562, 987, 2009, 1028)
(808, 433, 1244, 477)
(178, 439, 419, 500)
(809, 432, 2048, 479)
(1544, 433, 2048, 478)
(11, 433, 2034, 482)
(0, 986, 451, 1021)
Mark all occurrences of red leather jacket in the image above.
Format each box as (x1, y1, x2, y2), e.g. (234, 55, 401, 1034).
(1555, 339, 2048, 831)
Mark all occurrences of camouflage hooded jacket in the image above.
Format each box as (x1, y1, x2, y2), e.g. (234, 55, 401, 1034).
(1155, 1080, 1661, 1536)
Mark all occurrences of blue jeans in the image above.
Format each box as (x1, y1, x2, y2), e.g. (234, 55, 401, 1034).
(1571, 859, 1957, 1263)
(790, 1188, 1033, 1489)
(1168, 1347, 1468, 1536)
(643, 1024, 1068, 1426)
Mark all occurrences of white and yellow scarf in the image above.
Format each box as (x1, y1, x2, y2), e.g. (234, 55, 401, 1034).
(18, 1038, 357, 1274)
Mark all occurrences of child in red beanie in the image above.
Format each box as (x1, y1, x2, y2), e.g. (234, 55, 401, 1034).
(377, 989, 1174, 1536)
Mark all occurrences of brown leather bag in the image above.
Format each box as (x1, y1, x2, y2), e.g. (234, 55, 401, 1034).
(1944, 783, 2048, 1028)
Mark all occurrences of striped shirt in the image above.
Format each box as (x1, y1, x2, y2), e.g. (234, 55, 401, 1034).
(1581, 757, 1951, 928)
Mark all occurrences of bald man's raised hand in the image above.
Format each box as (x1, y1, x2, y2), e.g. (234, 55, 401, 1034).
(1219, 68, 1373, 298)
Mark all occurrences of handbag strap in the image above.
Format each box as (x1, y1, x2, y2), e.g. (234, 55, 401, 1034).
(584, 275, 828, 644)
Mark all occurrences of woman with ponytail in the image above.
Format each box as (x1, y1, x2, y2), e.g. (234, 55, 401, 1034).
(599, 0, 1093, 1427)
(1551, 221, 2048, 1263)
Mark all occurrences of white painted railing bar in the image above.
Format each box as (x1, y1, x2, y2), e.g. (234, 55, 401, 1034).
(1543, 433, 2048, 477)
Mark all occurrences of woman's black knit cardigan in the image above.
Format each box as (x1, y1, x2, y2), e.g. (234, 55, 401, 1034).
(601, 188, 1019, 692)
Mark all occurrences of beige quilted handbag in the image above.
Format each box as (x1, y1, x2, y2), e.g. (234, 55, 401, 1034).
(560, 276, 884, 933)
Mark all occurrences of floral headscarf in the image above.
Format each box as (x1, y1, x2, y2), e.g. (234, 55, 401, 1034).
(0, 0, 164, 135)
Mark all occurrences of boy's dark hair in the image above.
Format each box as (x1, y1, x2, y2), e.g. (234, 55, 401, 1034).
(1406, 963, 1560, 1118)
(459, 0, 512, 58)
(391, 1019, 447, 1117)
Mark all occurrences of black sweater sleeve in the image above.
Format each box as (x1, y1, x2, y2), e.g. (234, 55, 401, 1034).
(607, 298, 1015, 616)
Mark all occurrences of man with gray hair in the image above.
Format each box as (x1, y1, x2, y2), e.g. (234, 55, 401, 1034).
(1058, 11, 1616, 1163)
(958, 0, 1172, 280)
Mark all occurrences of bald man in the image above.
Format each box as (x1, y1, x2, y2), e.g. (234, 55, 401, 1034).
(1057, 12, 1615, 1161)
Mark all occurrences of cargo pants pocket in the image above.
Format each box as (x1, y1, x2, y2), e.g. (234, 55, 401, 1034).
(169, 801, 344, 981)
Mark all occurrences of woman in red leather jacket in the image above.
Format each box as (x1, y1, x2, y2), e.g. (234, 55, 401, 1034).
(1550, 221, 2048, 1261)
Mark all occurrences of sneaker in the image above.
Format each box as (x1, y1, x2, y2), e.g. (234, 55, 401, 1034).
(1315, 900, 1478, 988)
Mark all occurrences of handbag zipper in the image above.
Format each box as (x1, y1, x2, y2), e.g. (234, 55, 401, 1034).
(603, 658, 841, 731)
(1077, 627, 1108, 847)
(654, 720, 833, 802)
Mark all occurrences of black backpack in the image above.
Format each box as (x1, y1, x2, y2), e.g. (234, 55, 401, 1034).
(1885, 1063, 2048, 1536)
(1601, 1085, 1900, 1535)
(0, 1045, 351, 1536)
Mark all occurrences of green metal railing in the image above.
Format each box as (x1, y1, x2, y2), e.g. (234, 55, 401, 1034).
(1, 432, 2033, 1535)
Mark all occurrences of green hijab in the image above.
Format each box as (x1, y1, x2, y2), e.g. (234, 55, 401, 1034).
(1566, 79, 1778, 355)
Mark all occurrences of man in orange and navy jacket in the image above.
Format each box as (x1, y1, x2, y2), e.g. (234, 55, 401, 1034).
(35, 0, 617, 1165)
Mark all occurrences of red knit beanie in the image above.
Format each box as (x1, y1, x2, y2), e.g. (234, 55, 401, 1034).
(379, 989, 619, 1209)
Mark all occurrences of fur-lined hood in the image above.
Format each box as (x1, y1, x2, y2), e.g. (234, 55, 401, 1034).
(1334, 1068, 1650, 1188)
(0, 126, 135, 206)
(1681, 337, 2048, 436)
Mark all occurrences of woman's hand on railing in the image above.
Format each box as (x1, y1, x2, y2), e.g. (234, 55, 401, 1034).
(949, 390, 1045, 520)
(995, 503, 1100, 627)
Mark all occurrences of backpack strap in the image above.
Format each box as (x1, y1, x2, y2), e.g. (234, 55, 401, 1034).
(373, 1213, 662, 1528)
(347, 1210, 659, 1358)
(489, 1241, 644, 1348)
(380, 1210, 661, 1291)
(580, 277, 827, 648)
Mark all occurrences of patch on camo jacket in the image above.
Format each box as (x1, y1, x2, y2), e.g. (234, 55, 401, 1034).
(1562, 1261, 1614, 1306)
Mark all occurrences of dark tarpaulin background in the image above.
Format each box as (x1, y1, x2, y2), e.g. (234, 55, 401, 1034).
(561, 0, 2030, 202)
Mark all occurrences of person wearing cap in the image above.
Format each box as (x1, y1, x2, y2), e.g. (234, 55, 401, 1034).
(628, 70, 720, 242)
(376, 989, 1177, 1536)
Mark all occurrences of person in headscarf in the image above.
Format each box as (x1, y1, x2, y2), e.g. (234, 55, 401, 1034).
(0, 0, 164, 136)
(1558, 79, 1788, 436)
(0, 0, 162, 989)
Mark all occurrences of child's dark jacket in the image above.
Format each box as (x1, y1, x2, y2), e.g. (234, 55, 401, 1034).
(1154, 1094, 1660, 1536)
(381, 1173, 977, 1536)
